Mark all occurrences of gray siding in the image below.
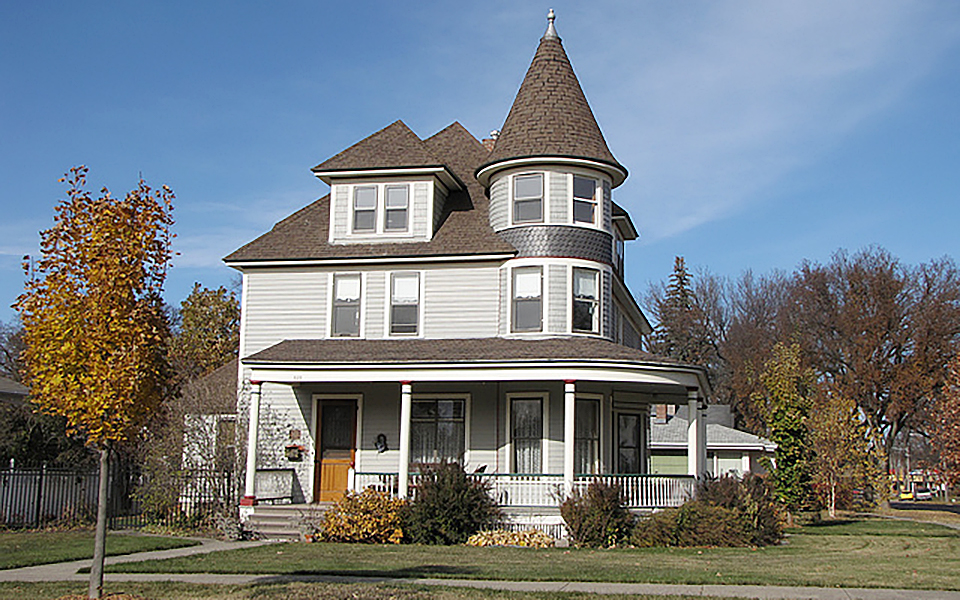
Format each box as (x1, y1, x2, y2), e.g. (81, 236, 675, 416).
(413, 181, 430, 238)
(489, 177, 509, 231)
(548, 265, 567, 333)
(332, 186, 349, 240)
(603, 270, 613, 340)
(433, 186, 447, 232)
(365, 272, 386, 339)
(422, 265, 501, 338)
(602, 181, 612, 233)
(243, 269, 327, 356)
(549, 172, 568, 224)
(498, 267, 508, 336)
(246, 383, 314, 503)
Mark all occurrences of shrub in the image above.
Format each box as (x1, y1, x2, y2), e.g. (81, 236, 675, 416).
(560, 480, 633, 548)
(631, 474, 783, 547)
(402, 462, 501, 545)
(466, 529, 555, 548)
(313, 488, 405, 544)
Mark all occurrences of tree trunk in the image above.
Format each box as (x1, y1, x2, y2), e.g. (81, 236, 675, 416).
(829, 480, 837, 519)
(88, 445, 109, 599)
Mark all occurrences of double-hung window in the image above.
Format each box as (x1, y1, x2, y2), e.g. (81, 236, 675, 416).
(352, 186, 377, 232)
(572, 267, 599, 333)
(575, 398, 600, 474)
(410, 398, 465, 465)
(512, 267, 542, 332)
(573, 175, 597, 224)
(384, 185, 409, 232)
(390, 272, 419, 335)
(511, 397, 543, 473)
(332, 274, 361, 337)
(513, 174, 543, 223)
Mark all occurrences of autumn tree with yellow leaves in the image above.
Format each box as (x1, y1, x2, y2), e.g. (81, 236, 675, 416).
(15, 166, 174, 600)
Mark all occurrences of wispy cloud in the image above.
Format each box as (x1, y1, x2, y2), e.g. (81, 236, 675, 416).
(586, 1, 960, 241)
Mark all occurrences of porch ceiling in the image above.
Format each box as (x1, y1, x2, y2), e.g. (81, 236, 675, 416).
(242, 337, 710, 399)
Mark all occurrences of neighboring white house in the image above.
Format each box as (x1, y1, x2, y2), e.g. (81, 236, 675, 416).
(650, 406, 776, 477)
(227, 12, 712, 529)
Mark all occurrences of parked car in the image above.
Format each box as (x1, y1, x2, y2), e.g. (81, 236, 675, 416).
(914, 488, 933, 501)
(899, 490, 914, 501)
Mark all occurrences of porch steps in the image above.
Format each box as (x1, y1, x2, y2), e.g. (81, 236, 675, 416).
(245, 503, 332, 540)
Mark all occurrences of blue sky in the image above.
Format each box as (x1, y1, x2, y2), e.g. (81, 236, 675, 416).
(2, 1, 960, 323)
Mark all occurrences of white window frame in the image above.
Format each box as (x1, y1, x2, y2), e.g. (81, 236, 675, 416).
(511, 173, 544, 224)
(347, 182, 413, 236)
(571, 266, 601, 335)
(572, 174, 598, 225)
(511, 265, 543, 333)
(330, 272, 363, 338)
(409, 393, 471, 467)
(506, 392, 550, 474)
(383, 184, 410, 232)
(387, 271, 422, 337)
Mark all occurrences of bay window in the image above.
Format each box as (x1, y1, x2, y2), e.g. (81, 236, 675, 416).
(512, 267, 543, 332)
(513, 174, 543, 223)
(573, 175, 597, 224)
(572, 267, 599, 333)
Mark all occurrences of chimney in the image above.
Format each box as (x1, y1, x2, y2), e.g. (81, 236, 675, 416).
(481, 129, 500, 152)
(654, 404, 668, 424)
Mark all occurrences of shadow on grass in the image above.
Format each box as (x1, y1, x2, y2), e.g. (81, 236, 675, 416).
(288, 565, 481, 579)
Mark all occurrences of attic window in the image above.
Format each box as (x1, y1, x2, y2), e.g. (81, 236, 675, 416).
(513, 174, 543, 224)
(353, 187, 377, 232)
(384, 185, 409, 231)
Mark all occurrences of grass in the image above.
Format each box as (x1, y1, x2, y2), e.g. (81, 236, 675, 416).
(0, 530, 199, 570)
(0, 582, 743, 600)
(106, 517, 960, 591)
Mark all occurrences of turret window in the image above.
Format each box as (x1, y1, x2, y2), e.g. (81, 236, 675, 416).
(572, 267, 599, 333)
(352, 187, 377, 232)
(513, 174, 543, 223)
(512, 266, 543, 332)
(573, 175, 597, 224)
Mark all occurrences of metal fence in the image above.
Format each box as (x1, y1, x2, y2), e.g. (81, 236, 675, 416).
(0, 463, 237, 529)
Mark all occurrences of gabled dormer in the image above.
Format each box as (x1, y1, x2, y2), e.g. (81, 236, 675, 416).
(312, 121, 464, 245)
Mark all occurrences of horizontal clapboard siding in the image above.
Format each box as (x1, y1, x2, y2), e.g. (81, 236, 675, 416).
(243, 269, 327, 356)
(422, 265, 501, 338)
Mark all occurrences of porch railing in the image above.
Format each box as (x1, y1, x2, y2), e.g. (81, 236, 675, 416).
(353, 472, 695, 509)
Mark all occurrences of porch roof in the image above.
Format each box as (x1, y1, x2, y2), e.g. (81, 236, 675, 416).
(243, 337, 711, 397)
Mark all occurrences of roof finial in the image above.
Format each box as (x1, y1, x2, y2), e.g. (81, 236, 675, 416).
(543, 8, 559, 40)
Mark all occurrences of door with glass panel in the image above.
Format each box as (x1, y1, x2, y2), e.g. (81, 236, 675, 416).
(617, 412, 648, 474)
(314, 400, 357, 502)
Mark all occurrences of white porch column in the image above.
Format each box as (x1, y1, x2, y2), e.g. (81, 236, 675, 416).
(563, 380, 576, 497)
(241, 381, 263, 506)
(687, 390, 706, 477)
(398, 381, 413, 499)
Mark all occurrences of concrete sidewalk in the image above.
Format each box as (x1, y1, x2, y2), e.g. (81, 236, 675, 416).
(3, 537, 960, 600)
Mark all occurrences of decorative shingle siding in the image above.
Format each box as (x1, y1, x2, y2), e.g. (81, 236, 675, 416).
(490, 177, 509, 231)
(365, 272, 386, 338)
(548, 265, 567, 333)
(332, 186, 349, 240)
(499, 226, 612, 265)
(603, 270, 613, 340)
(243, 269, 327, 357)
(602, 181, 612, 233)
(549, 172, 568, 224)
(423, 265, 501, 338)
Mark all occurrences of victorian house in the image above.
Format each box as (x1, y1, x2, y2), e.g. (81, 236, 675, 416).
(226, 12, 710, 534)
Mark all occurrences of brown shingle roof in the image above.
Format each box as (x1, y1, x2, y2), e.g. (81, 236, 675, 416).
(224, 123, 516, 264)
(480, 29, 625, 176)
(244, 337, 683, 367)
(312, 120, 442, 172)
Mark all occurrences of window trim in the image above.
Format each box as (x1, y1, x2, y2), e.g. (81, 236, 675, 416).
(511, 265, 544, 333)
(511, 172, 544, 225)
(506, 392, 550, 474)
(330, 272, 363, 338)
(572, 174, 598, 225)
(387, 271, 422, 337)
(409, 393, 471, 467)
(383, 184, 410, 232)
(571, 267, 601, 335)
(346, 182, 413, 236)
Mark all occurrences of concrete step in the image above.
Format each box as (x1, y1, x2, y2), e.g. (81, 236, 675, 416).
(245, 503, 333, 541)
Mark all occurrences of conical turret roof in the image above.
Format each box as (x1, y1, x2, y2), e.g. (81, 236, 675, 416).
(479, 11, 626, 186)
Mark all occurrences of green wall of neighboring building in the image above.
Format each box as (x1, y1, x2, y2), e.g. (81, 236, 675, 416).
(650, 451, 687, 475)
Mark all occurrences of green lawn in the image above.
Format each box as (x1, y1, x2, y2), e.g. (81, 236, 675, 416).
(0, 581, 742, 600)
(107, 518, 960, 591)
(0, 530, 199, 570)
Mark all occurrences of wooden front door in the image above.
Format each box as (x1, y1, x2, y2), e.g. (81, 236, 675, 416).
(314, 400, 357, 502)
